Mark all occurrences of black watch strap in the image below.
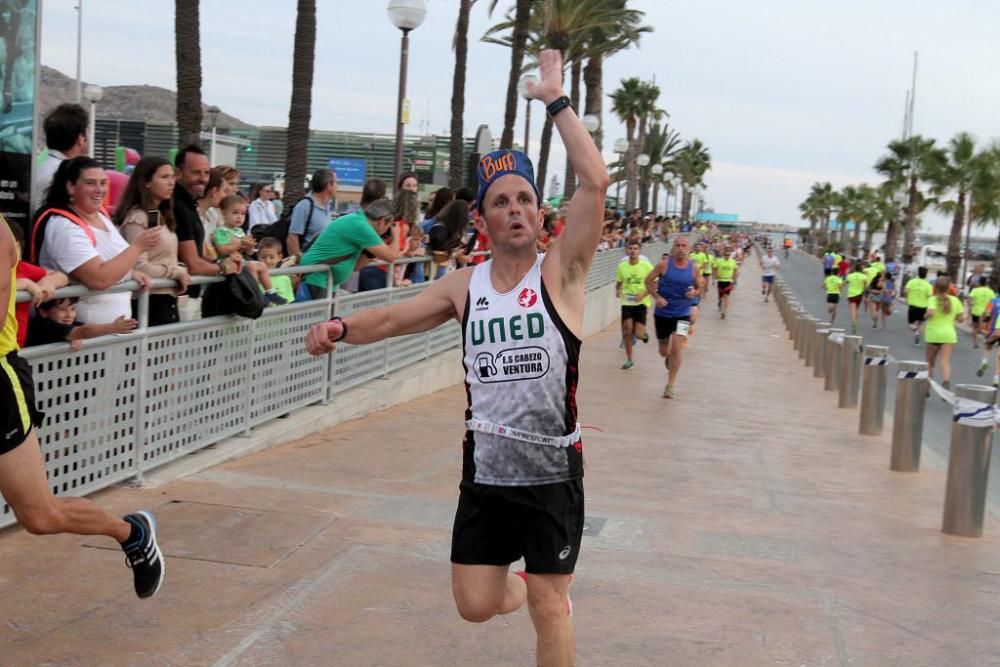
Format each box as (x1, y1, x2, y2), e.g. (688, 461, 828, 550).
(330, 316, 348, 343)
(546, 95, 572, 118)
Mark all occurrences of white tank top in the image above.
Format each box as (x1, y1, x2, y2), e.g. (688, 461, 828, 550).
(461, 255, 584, 486)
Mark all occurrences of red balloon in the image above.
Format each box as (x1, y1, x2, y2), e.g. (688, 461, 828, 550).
(104, 170, 130, 215)
(124, 148, 141, 166)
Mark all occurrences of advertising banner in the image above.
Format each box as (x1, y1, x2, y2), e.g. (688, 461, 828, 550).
(0, 0, 37, 233)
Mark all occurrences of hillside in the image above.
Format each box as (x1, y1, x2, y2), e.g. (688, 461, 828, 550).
(38, 65, 254, 131)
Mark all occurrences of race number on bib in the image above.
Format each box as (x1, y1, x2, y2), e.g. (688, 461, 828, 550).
(676, 320, 691, 337)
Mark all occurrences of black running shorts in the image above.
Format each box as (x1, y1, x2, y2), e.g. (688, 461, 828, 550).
(717, 281, 733, 296)
(907, 305, 927, 324)
(826, 294, 840, 304)
(451, 479, 584, 575)
(621, 304, 647, 325)
(1, 351, 44, 456)
(654, 315, 690, 341)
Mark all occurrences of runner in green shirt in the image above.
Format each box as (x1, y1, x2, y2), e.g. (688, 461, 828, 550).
(925, 276, 966, 390)
(616, 240, 654, 369)
(713, 249, 739, 319)
(822, 270, 843, 325)
(967, 275, 996, 349)
(904, 266, 933, 345)
(845, 261, 868, 334)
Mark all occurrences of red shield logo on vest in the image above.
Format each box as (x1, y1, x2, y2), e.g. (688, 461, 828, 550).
(517, 288, 538, 308)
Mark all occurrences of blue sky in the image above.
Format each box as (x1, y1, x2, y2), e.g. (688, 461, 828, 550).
(39, 1, 1000, 233)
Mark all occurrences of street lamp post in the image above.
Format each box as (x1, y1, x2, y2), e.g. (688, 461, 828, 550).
(613, 138, 628, 207)
(206, 104, 221, 166)
(650, 163, 663, 216)
(517, 75, 537, 157)
(387, 0, 427, 187)
(671, 177, 681, 218)
(636, 153, 650, 214)
(84, 84, 103, 160)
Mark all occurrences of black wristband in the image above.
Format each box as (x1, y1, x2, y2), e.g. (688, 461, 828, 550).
(330, 316, 348, 343)
(546, 95, 572, 118)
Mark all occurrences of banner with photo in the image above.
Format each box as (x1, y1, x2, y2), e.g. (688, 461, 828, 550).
(0, 0, 37, 233)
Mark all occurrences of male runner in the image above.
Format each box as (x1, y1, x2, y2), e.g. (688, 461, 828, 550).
(759, 246, 780, 302)
(305, 50, 604, 666)
(0, 215, 163, 599)
(978, 292, 1000, 384)
(845, 261, 868, 335)
(644, 236, 701, 399)
(615, 239, 653, 369)
(904, 266, 933, 345)
(823, 269, 843, 324)
(713, 247, 739, 319)
(967, 275, 995, 350)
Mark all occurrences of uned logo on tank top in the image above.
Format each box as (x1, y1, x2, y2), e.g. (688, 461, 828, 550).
(517, 287, 538, 308)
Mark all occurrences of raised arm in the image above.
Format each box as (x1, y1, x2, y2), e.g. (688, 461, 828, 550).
(530, 50, 609, 286)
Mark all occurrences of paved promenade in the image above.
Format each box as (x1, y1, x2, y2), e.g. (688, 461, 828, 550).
(2, 260, 1000, 666)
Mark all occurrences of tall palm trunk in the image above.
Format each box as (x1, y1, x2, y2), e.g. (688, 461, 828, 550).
(627, 118, 648, 211)
(639, 170, 650, 213)
(863, 224, 876, 256)
(884, 218, 899, 261)
(175, 0, 202, 147)
(681, 188, 692, 222)
(499, 0, 531, 150)
(623, 119, 637, 211)
(945, 190, 966, 281)
(282, 0, 316, 206)
(991, 229, 1000, 293)
(903, 175, 918, 263)
(582, 56, 603, 151)
(852, 219, 861, 256)
(562, 60, 582, 200)
(448, 0, 472, 189)
(651, 181, 660, 216)
(535, 115, 554, 201)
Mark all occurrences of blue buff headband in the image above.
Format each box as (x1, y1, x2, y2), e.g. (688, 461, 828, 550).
(475, 149, 542, 214)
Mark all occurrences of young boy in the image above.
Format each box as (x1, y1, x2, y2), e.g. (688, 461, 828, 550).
(256, 237, 296, 305)
(823, 268, 843, 324)
(213, 195, 288, 306)
(10, 223, 69, 348)
(26, 296, 136, 350)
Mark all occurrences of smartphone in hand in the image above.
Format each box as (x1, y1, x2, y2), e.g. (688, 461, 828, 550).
(147, 210, 161, 227)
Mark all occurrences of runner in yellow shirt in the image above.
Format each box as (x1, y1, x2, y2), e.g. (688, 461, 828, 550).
(904, 266, 933, 345)
(713, 247, 739, 319)
(967, 275, 996, 350)
(822, 269, 843, 325)
(925, 276, 966, 390)
(616, 240, 654, 369)
(845, 261, 869, 334)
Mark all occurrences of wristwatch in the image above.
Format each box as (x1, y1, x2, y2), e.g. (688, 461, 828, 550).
(546, 95, 572, 118)
(329, 316, 348, 342)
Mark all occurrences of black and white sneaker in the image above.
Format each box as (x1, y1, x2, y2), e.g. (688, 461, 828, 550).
(122, 511, 164, 599)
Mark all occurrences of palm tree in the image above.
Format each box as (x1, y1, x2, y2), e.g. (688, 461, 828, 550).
(798, 198, 821, 253)
(610, 77, 642, 209)
(490, 0, 531, 150)
(668, 139, 711, 221)
(174, 0, 202, 147)
(581, 1, 651, 153)
(969, 145, 1000, 290)
(807, 182, 835, 250)
(875, 135, 945, 263)
(449, 0, 474, 189)
(642, 122, 680, 215)
(930, 132, 977, 281)
(282, 0, 316, 207)
(873, 155, 907, 261)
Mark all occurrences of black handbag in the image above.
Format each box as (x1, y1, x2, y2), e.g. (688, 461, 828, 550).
(201, 267, 266, 319)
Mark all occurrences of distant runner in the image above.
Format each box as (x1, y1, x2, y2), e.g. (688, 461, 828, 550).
(759, 246, 780, 303)
(823, 269, 843, 325)
(904, 266, 933, 345)
(713, 247, 738, 319)
(615, 240, 653, 369)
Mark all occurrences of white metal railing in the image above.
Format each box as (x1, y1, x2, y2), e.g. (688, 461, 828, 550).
(2, 244, 657, 527)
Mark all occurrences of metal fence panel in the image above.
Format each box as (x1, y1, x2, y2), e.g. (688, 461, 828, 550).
(2, 246, 640, 528)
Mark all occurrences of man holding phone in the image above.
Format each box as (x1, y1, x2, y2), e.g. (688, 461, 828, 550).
(645, 235, 702, 399)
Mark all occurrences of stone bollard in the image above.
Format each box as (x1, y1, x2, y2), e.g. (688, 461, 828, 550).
(799, 316, 818, 362)
(859, 345, 890, 435)
(838, 335, 863, 408)
(824, 329, 845, 392)
(813, 328, 830, 379)
(808, 321, 832, 369)
(890, 361, 929, 472)
(942, 384, 997, 538)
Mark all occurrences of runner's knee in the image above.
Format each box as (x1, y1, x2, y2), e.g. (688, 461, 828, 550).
(15, 501, 63, 535)
(455, 595, 501, 623)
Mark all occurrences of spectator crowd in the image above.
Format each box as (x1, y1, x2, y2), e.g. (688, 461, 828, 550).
(12, 102, 681, 351)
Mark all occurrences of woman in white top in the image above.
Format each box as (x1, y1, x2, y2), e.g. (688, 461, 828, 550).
(32, 156, 160, 324)
(246, 182, 277, 231)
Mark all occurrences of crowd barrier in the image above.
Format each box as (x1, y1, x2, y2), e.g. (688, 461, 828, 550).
(2, 243, 666, 528)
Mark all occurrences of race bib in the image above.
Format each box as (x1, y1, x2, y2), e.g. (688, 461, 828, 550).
(676, 320, 691, 336)
(625, 294, 639, 303)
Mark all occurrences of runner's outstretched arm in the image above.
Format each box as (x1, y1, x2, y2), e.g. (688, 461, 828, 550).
(529, 50, 609, 285)
(305, 269, 462, 355)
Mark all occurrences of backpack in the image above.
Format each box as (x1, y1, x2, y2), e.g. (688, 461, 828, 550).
(251, 196, 316, 255)
(30, 207, 100, 263)
(201, 267, 266, 319)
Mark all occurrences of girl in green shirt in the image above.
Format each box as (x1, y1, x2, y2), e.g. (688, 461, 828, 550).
(925, 276, 966, 390)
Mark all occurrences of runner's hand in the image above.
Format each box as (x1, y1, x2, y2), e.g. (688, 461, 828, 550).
(525, 50, 565, 104)
(306, 320, 344, 356)
(655, 295, 668, 309)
